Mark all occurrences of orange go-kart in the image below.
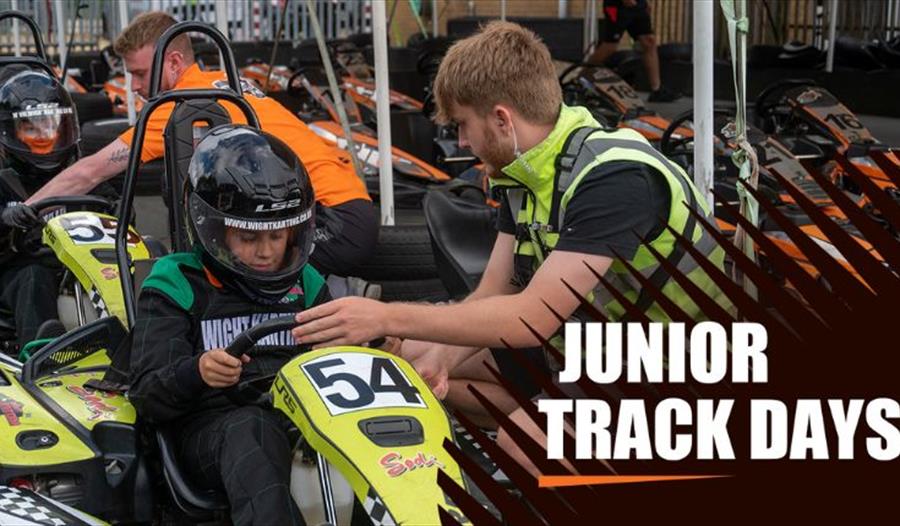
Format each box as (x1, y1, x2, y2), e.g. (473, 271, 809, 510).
(559, 63, 692, 144)
(661, 109, 887, 289)
(754, 79, 900, 226)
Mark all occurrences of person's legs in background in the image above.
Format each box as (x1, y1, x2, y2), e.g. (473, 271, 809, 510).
(310, 199, 380, 299)
(0, 262, 60, 348)
(586, 2, 624, 66)
(637, 33, 662, 92)
(586, 41, 621, 66)
(628, 6, 681, 102)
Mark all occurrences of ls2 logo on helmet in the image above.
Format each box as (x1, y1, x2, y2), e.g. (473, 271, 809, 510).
(256, 198, 302, 212)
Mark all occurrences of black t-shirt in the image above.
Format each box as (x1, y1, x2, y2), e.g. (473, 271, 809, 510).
(496, 160, 671, 261)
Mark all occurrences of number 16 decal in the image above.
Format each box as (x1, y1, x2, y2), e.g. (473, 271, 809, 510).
(302, 353, 426, 416)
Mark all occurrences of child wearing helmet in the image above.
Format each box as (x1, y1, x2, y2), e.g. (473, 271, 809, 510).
(128, 125, 327, 526)
(0, 65, 83, 351)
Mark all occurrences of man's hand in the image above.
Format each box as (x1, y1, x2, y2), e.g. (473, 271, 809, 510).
(623, 0, 638, 7)
(396, 340, 481, 400)
(293, 297, 388, 347)
(199, 349, 250, 388)
(411, 353, 451, 399)
(395, 339, 434, 361)
(408, 348, 456, 399)
(1, 203, 42, 230)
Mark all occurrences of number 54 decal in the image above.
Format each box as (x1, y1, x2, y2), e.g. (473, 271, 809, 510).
(301, 353, 426, 416)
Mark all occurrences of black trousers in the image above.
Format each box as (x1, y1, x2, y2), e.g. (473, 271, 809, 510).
(310, 199, 379, 277)
(177, 406, 306, 526)
(0, 262, 60, 348)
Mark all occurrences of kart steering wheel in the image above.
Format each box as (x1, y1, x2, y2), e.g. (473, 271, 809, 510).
(12, 195, 116, 256)
(222, 315, 300, 407)
(753, 79, 817, 134)
(659, 107, 738, 159)
(660, 110, 794, 211)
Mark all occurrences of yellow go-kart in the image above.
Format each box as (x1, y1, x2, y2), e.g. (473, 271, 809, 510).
(0, 20, 482, 526)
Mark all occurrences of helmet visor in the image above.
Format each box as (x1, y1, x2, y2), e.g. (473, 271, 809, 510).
(189, 194, 314, 282)
(2, 103, 79, 156)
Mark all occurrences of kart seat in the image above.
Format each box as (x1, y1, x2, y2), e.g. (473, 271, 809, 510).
(423, 187, 497, 299)
(162, 99, 232, 252)
(777, 41, 826, 69)
(156, 428, 229, 518)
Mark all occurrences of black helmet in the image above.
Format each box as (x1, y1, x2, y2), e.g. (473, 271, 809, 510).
(185, 124, 316, 303)
(0, 65, 80, 176)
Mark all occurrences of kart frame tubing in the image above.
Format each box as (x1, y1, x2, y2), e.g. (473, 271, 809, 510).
(115, 89, 261, 328)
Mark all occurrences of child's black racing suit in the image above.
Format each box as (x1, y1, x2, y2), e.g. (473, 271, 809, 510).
(129, 252, 330, 526)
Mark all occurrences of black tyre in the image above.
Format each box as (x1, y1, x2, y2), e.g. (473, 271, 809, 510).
(376, 278, 449, 303)
(355, 224, 438, 280)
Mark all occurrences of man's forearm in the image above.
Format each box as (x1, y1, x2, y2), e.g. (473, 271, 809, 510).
(27, 163, 97, 203)
(26, 140, 130, 204)
(379, 250, 607, 349)
(383, 292, 549, 349)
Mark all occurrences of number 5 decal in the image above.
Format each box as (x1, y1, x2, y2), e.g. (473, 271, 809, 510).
(302, 353, 426, 416)
(60, 215, 105, 243)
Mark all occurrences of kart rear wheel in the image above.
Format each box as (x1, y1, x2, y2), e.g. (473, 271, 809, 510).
(375, 277, 449, 302)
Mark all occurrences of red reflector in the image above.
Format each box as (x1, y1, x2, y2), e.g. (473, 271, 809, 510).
(9, 478, 34, 491)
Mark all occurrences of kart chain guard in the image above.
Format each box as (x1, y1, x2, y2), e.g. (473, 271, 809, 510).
(272, 347, 470, 525)
(43, 212, 151, 326)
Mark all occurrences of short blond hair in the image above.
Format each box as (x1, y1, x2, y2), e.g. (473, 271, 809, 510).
(114, 11, 194, 61)
(433, 21, 561, 125)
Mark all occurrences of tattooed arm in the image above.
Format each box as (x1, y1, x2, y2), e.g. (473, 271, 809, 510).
(26, 139, 132, 204)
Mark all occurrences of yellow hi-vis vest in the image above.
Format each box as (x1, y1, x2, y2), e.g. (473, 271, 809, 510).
(490, 105, 732, 322)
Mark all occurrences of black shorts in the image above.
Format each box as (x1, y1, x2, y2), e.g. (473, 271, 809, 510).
(310, 198, 379, 277)
(601, 3, 654, 43)
(490, 346, 589, 403)
(490, 346, 549, 400)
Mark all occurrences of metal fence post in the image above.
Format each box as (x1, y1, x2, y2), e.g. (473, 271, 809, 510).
(373, 0, 395, 226)
(694, 0, 715, 210)
(826, 0, 838, 72)
(11, 0, 21, 56)
(54, 0, 66, 74)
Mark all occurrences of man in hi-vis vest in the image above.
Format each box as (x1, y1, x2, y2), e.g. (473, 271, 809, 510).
(293, 21, 732, 476)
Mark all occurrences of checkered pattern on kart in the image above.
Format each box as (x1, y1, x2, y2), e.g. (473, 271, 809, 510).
(89, 287, 109, 319)
(0, 486, 67, 526)
(363, 486, 397, 526)
(453, 419, 497, 463)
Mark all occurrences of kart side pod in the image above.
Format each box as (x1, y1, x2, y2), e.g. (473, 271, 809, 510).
(272, 347, 470, 525)
(42, 211, 151, 326)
